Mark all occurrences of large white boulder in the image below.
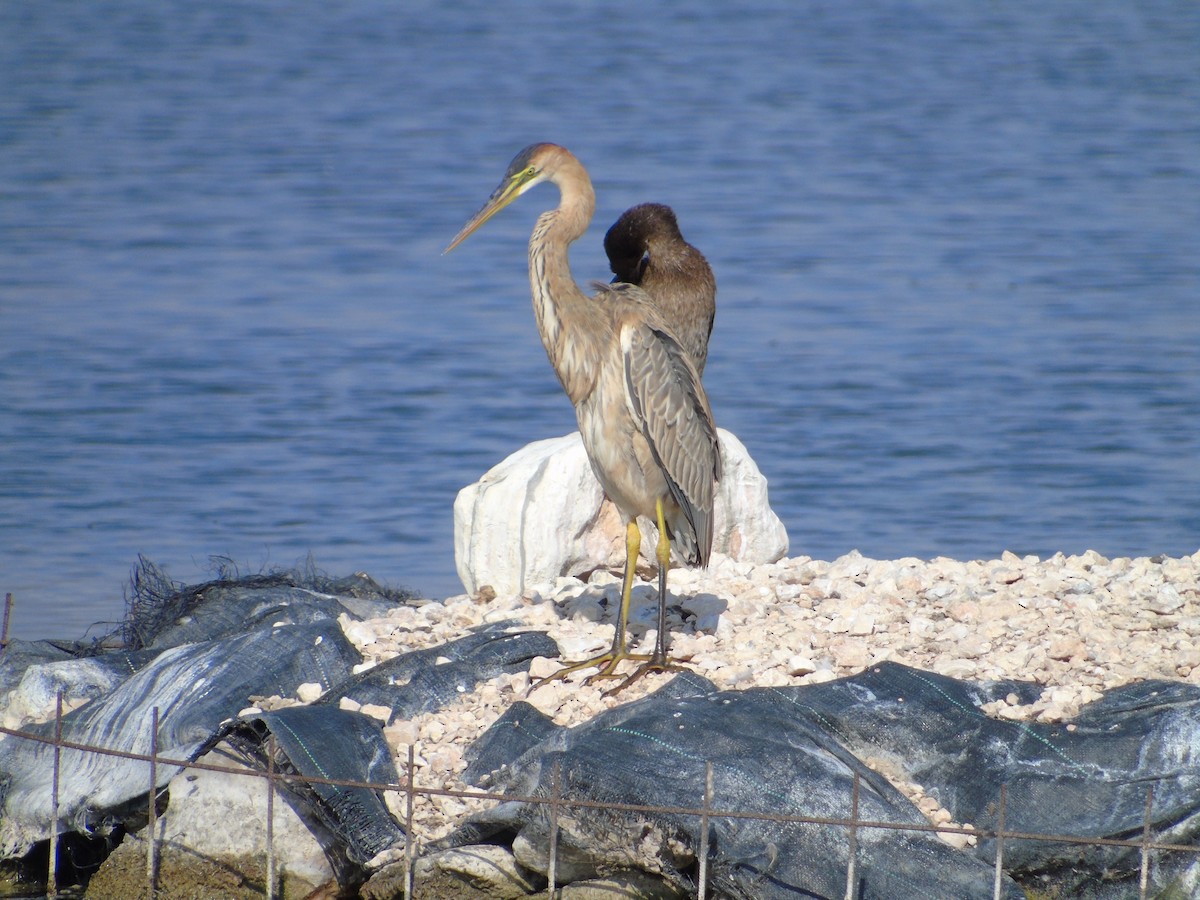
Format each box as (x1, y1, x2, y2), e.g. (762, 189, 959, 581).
(86, 751, 334, 899)
(454, 429, 789, 597)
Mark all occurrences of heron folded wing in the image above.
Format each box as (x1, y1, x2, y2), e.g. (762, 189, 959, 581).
(620, 318, 721, 565)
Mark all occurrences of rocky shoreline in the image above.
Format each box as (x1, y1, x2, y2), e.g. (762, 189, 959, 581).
(316, 548, 1200, 847)
(3, 547, 1197, 897)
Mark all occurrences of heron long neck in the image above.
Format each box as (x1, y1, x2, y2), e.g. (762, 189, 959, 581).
(528, 164, 606, 405)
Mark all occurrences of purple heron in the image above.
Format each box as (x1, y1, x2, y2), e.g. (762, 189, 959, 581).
(446, 144, 721, 692)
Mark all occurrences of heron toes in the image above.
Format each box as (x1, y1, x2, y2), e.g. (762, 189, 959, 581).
(601, 657, 691, 697)
(528, 650, 693, 698)
(527, 649, 653, 694)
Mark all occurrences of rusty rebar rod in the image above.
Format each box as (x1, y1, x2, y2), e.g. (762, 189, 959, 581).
(147, 706, 159, 898)
(547, 760, 561, 898)
(992, 783, 1007, 900)
(47, 692, 62, 897)
(405, 744, 416, 899)
(698, 761, 713, 899)
(844, 772, 860, 899)
(1, 593, 13, 649)
(266, 734, 277, 900)
(1140, 784, 1155, 899)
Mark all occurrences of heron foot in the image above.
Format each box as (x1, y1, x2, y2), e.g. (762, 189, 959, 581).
(601, 655, 691, 697)
(528, 649, 653, 692)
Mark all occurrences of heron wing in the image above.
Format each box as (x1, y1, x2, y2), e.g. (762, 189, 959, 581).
(620, 315, 721, 565)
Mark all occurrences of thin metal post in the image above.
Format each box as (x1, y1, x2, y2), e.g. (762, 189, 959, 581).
(405, 744, 416, 899)
(1139, 784, 1155, 899)
(844, 772, 859, 900)
(547, 760, 561, 898)
(1, 592, 13, 649)
(147, 706, 159, 898)
(992, 784, 1007, 900)
(47, 691, 63, 897)
(266, 734, 276, 900)
(697, 761, 713, 899)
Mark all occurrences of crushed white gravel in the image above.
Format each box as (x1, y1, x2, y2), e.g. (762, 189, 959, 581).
(325, 548, 1198, 844)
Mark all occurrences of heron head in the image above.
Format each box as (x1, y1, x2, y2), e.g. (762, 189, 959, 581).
(444, 143, 566, 253)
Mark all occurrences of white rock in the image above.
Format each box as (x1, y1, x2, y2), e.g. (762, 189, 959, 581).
(1150, 584, 1184, 614)
(848, 613, 876, 636)
(385, 720, 419, 746)
(413, 844, 542, 898)
(787, 657, 816, 676)
(933, 658, 977, 679)
(938, 828, 974, 850)
(4, 658, 132, 726)
(453, 429, 789, 597)
(149, 751, 332, 887)
(556, 632, 608, 660)
(360, 703, 393, 723)
(341, 620, 378, 647)
(528, 656, 565, 680)
(295, 682, 324, 703)
(526, 680, 567, 715)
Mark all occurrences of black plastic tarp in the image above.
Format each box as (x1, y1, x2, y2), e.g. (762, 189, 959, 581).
(215, 705, 405, 868)
(452, 663, 1200, 898)
(449, 670, 1022, 899)
(0, 620, 361, 858)
(323, 622, 558, 722)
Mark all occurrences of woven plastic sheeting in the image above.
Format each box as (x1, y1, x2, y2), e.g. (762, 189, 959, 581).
(216, 705, 405, 868)
(453, 662, 1200, 898)
(0, 620, 362, 859)
(323, 621, 558, 722)
(451, 670, 1022, 899)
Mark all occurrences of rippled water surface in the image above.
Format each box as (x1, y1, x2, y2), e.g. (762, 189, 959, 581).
(2, 1, 1198, 639)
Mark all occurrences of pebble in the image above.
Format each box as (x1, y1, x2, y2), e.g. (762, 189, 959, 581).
(295, 682, 324, 703)
(385, 720, 419, 745)
(528, 655, 565, 680)
(786, 655, 817, 676)
(360, 703, 392, 723)
(339, 617, 378, 647)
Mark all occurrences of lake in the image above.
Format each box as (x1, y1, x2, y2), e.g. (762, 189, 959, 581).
(2, 0, 1197, 640)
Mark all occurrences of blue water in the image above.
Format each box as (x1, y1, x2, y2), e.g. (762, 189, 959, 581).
(2, 1, 1198, 641)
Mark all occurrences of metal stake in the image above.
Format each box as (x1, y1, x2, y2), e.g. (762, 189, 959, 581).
(844, 772, 859, 900)
(266, 734, 277, 900)
(992, 784, 1007, 900)
(47, 691, 63, 897)
(698, 761, 713, 899)
(147, 706, 159, 897)
(1, 593, 13, 649)
(547, 760, 561, 898)
(405, 744, 416, 899)
(1140, 784, 1155, 899)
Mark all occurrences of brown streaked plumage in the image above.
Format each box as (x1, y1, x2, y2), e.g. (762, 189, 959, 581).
(445, 144, 721, 693)
(604, 202, 716, 377)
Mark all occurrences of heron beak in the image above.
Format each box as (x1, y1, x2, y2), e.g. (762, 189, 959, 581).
(444, 174, 528, 254)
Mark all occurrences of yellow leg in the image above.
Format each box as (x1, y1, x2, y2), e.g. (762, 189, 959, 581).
(529, 518, 651, 691)
(651, 496, 674, 663)
(610, 519, 641, 658)
(602, 498, 690, 695)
